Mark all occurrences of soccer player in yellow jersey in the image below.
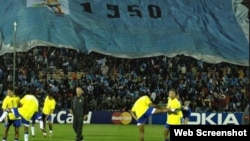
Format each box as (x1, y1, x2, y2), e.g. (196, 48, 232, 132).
(1, 86, 21, 141)
(164, 89, 183, 141)
(42, 93, 56, 137)
(130, 91, 169, 141)
(0, 94, 42, 141)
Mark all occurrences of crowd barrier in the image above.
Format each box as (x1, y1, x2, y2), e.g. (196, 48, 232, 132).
(0, 110, 243, 125)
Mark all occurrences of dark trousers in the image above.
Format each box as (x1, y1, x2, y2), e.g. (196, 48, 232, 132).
(73, 116, 83, 141)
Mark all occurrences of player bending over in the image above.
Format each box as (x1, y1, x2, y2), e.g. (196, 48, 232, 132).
(130, 91, 169, 141)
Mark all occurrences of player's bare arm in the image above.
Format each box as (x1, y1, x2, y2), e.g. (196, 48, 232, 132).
(130, 111, 137, 120)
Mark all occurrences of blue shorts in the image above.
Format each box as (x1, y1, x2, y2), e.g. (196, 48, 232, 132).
(21, 118, 30, 127)
(32, 112, 42, 121)
(13, 108, 41, 127)
(137, 107, 156, 126)
(31, 112, 42, 124)
(4, 119, 21, 128)
(182, 108, 191, 119)
(165, 123, 171, 129)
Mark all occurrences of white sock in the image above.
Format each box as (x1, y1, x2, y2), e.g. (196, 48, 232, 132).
(39, 120, 44, 130)
(31, 126, 35, 136)
(24, 133, 29, 141)
(50, 130, 53, 133)
(0, 111, 9, 122)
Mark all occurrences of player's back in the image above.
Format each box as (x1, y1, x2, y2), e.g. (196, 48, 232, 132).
(131, 95, 152, 118)
(18, 94, 39, 121)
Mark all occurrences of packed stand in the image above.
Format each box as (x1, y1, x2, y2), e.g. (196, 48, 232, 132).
(0, 47, 249, 113)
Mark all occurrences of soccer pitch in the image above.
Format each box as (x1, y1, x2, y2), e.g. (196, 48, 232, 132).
(0, 124, 165, 141)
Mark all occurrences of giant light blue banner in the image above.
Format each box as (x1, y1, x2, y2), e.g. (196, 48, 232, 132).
(0, 0, 249, 66)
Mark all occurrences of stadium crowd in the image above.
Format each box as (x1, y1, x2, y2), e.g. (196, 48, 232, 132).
(0, 47, 249, 113)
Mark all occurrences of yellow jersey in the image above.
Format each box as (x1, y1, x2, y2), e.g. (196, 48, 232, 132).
(131, 95, 152, 119)
(18, 94, 39, 121)
(166, 98, 183, 125)
(42, 96, 56, 115)
(2, 95, 20, 120)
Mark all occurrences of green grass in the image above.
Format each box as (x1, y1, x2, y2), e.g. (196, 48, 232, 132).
(0, 124, 165, 141)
